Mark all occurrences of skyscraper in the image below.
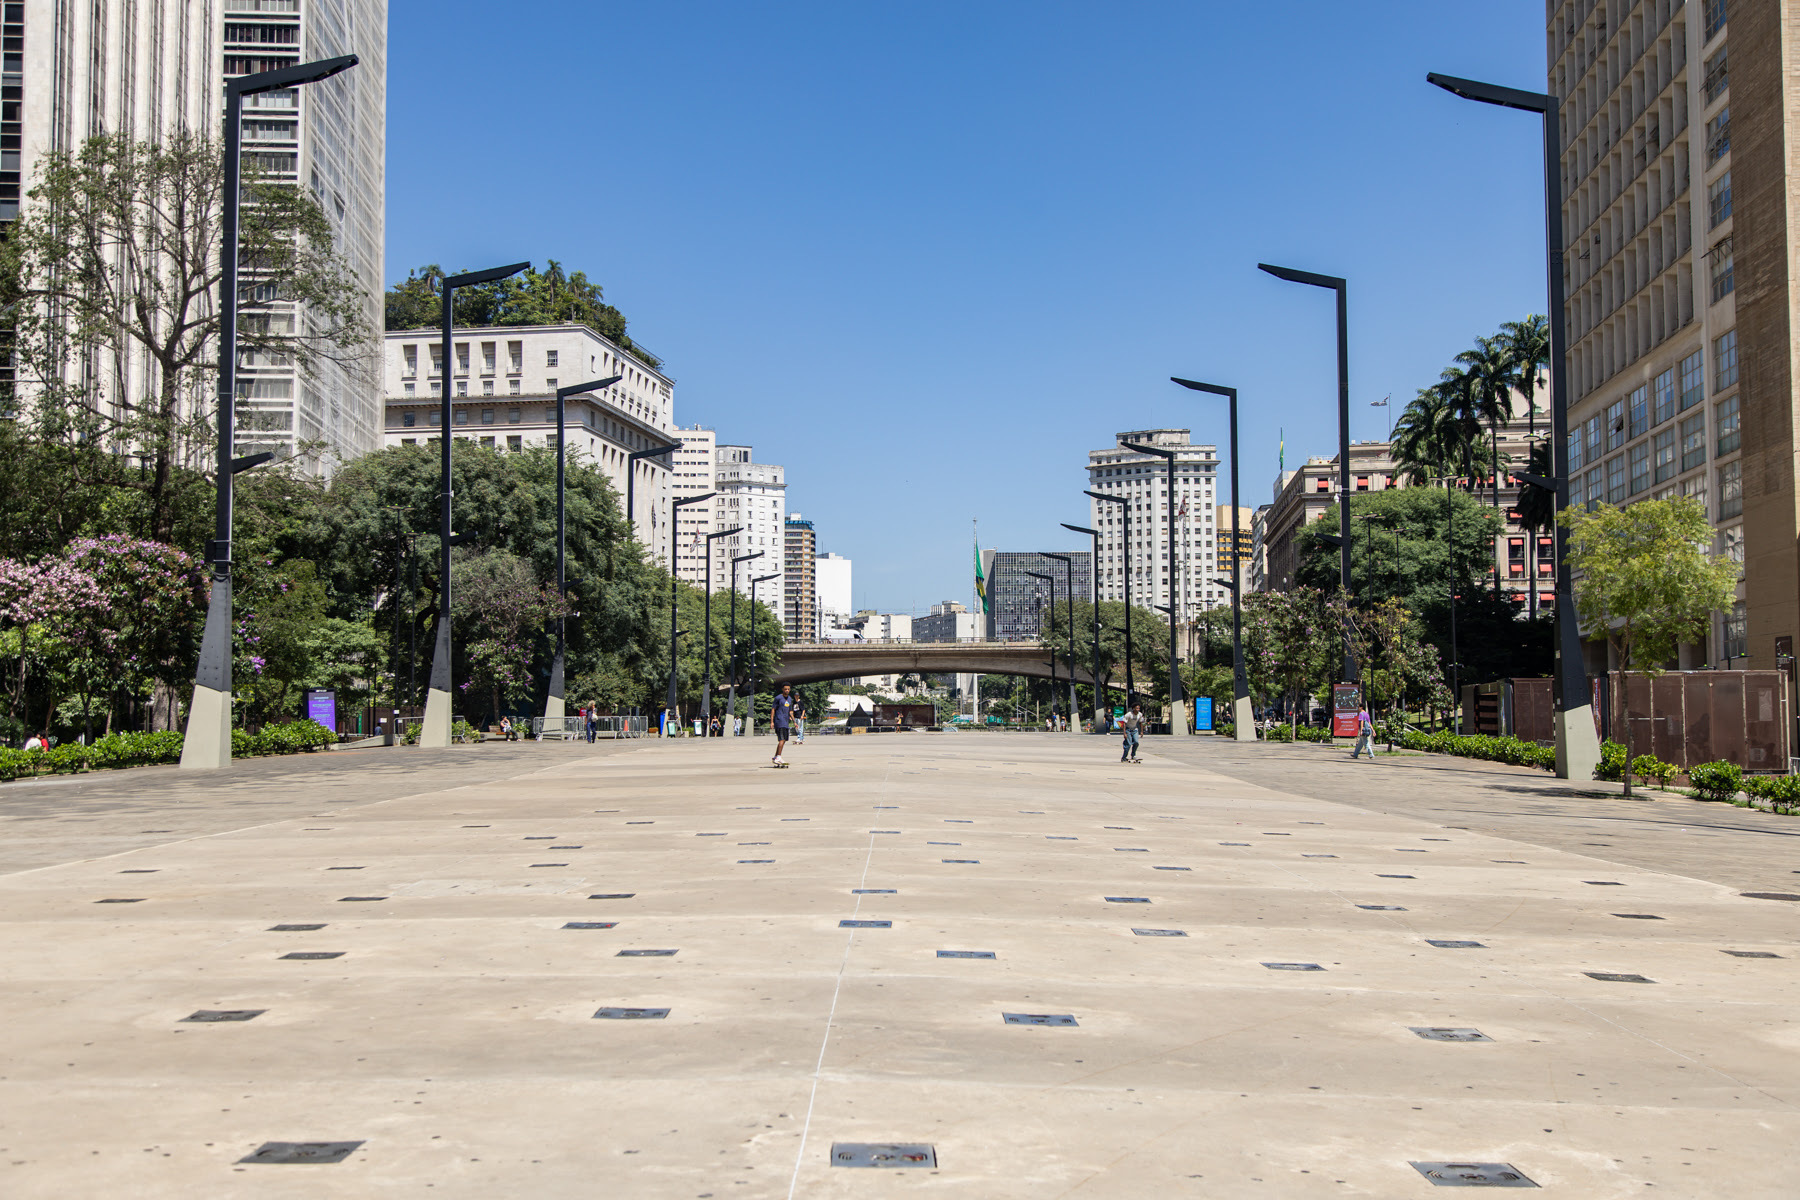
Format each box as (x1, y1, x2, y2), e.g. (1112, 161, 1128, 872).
(1085, 429, 1221, 610)
(783, 514, 817, 641)
(14, 0, 386, 472)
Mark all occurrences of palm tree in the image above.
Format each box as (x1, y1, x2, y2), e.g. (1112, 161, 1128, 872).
(1513, 439, 1556, 619)
(1391, 382, 1469, 484)
(1499, 315, 1549, 438)
(1454, 336, 1517, 508)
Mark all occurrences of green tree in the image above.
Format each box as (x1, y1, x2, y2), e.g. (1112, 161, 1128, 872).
(385, 260, 658, 366)
(0, 132, 370, 540)
(1562, 497, 1740, 796)
(1240, 587, 1334, 735)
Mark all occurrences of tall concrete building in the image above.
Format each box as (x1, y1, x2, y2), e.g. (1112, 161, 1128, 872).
(980, 550, 1093, 642)
(1549, 0, 1754, 667)
(814, 551, 851, 634)
(783, 514, 817, 642)
(1085, 430, 1222, 611)
(670, 427, 786, 625)
(380, 323, 674, 549)
(14, 0, 387, 473)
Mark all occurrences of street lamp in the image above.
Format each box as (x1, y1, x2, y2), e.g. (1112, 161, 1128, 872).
(180, 52, 359, 770)
(417, 259, 532, 749)
(1042, 551, 1079, 725)
(1426, 69, 1600, 781)
(1062, 523, 1106, 731)
(542, 375, 621, 736)
(666, 492, 717, 724)
(1258, 261, 1356, 684)
(748, 572, 780, 735)
(1121, 439, 1186, 733)
(1169, 377, 1253, 741)
(1023, 570, 1059, 723)
(699, 525, 743, 729)
(626, 441, 677, 542)
(1084, 489, 1135, 704)
(726, 550, 764, 734)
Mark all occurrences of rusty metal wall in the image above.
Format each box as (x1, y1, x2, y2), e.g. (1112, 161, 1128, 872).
(1602, 671, 1789, 771)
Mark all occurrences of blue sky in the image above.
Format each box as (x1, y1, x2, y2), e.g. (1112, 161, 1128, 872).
(387, 0, 1549, 615)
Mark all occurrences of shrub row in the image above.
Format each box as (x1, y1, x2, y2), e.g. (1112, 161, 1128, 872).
(1397, 729, 1557, 771)
(1263, 724, 1332, 743)
(0, 720, 334, 782)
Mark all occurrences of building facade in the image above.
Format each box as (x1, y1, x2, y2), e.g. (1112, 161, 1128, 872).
(382, 324, 674, 553)
(16, 0, 387, 473)
(1085, 429, 1223, 611)
(1216, 506, 1254, 579)
(783, 514, 817, 641)
(915, 600, 979, 642)
(1549, 0, 1754, 667)
(980, 550, 1094, 641)
(814, 551, 851, 634)
(666, 428, 786, 623)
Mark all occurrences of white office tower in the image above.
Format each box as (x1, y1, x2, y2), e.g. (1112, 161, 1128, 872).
(15, 0, 387, 473)
(813, 551, 851, 637)
(1085, 429, 1221, 609)
(669, 429, 787, 624)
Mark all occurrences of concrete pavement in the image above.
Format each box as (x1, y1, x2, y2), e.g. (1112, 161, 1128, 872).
(2, 730, 1797, 1197)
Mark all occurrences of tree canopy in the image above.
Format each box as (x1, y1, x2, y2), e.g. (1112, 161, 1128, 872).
(384, 260, 659, 367)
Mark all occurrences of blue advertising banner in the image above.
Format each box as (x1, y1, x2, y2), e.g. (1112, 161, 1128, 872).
(1194, 696, 1214, 732)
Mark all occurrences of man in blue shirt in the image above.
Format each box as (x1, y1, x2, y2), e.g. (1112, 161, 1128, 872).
(771, 684, 795, 766)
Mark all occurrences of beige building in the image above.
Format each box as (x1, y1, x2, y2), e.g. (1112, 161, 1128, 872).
(1549, 0, 1752, 667)
(381, 323, 674, 555)
(1085, 430, 1227, 611)
(783, 515, 818, 642)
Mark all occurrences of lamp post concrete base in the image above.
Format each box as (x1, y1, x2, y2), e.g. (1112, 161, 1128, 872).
(1168, 699, 1190, 736)
(1555, 705, 1601, 781)
(178, 683, 232, 770)
(421, 687, 453, 748)
(543, 693, 565, 739)
(1233, 695, 1256, 742)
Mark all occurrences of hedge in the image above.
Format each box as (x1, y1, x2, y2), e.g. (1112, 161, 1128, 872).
(1397, 728, 1557, 771)
(0, 719, 336, 782)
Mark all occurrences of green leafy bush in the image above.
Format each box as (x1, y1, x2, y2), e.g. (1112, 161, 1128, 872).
(238, 719, 336, 756)
(1398, 729, 1557, 772)
(1687, 760, 1744, 802)
(1632, 754, 1679, 790)
(1594, 740, 1627, 781)
(1213, 723, 1235, 739)
(1262, 724, 1293, 742)
(1295, 725, 1332, 743)
(45, 743, 91, 773)
(1742, 774, 1800, 813)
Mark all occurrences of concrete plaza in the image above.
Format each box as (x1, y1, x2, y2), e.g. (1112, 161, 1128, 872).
(2, 731, 1798, 1197)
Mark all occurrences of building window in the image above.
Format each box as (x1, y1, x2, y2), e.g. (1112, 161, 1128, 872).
(480, 379, 493, 396)
(454, 409, 468, 425)
(428, 410, 441, 427)
(1724, 599, 1748, 659)
(1568, 430, 1583, 473)
(480, 409, 495, 425)
(1652, 368, 1675, 426)
(1679, 351, 1704, 411)
(481, 342, 495, 373)
(479, 435, 494, 448)
(1629, 441, 1652, 495)
(1680, 412, 1707, 471)
(1606, 399, 1627, 451)
(1652, 427, 1676, 484)
(1704, 45, 1728, 104)
(1720, 458, 1743, 518)
(1705, 0, 1727, 41)
(507, 341, 522, 373)
(507, 408, 522, 424)
(1628, 385, 1648, 440)
(455, 344, 469, 372)
(509, 379, 520, 395)
(545, 378, 557, 391)
(455, 381, 467, 397)
(1722, 524, 1744, 564)
(1606, 455, 1627, 504)
(402, 345, 417, 376)
(1709, 238, 1735, 302)
(1585, 415, 1602, 463)
(1716, 329, 1738, 391)
(429, 345, 443, 376)
(507, 435, 522, 453)
(1709, 172, 1733, 228)
(1707, 108, 1730, 165)
(403, 383, 415, 396)
(429, 381, 441, 396)
(402, 411, 416, 428)
(1716, 394, 1741, 455)
(401, 438, 416, 446)
(1683, 470, 1708, 514)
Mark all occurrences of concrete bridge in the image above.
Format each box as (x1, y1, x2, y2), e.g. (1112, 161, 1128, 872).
(773, 639, 1097, 686)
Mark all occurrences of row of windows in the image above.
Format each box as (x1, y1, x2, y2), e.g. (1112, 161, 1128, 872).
(1571, 332, 1734, 473)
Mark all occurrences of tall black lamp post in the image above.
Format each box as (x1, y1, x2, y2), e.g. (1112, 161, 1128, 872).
(180, 53, 359, 770)
(1042, 551, 1079, 725)
(1258, 262, 1356, 684)
(1121, 439, 1186, 732)
(540, 374, 621, 737)
(1084, 489, 1135, 704)
(726, 550, 764, 734)
(1171, 377, 1253, 741)
(665, 492, 716, 727)
(699, 525, 742, 730)
(748, 572, 780, 735)
(1061, 522, 1106, 731)
(1023, 570, 1059, 722)
(1426, 70, 1599, 780)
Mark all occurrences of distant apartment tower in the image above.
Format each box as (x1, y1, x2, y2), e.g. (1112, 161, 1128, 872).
(783, 514, 817, 641)
(1085, 430, 1221, 609)
(814, 551, 851, 635)
(915, 600, 978, 642)
(380, 324, 674, 551)
(980, 550, 1093, 641)
(1215, 506, 1254, 580)
(669, 427, 786, 624)
(14, 0, 388, 473)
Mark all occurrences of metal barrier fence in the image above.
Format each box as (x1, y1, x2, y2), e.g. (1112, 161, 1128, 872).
(531, 715, 649, 740)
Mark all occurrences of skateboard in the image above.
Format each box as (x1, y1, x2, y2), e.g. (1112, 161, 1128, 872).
(771, 761, 790, 768)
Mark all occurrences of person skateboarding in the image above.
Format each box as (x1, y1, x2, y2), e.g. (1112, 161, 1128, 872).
(1119, 702, 1144, 763)
(771, 683, 795, 767)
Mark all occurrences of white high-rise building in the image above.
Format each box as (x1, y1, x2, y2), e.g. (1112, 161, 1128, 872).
(14, 0, 386, 473)
(1085, 429, 1222, 610)
(671, 426, 787, 626)
(814, 551, 851, 636)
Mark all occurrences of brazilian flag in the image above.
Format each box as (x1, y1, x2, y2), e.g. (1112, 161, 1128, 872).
(974, 542, 989, 614)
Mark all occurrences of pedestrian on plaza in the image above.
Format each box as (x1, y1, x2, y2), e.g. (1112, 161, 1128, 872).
(795, 703, 807, 743)
(23, 732, 44, 751)
(709, 715, 722, 738)
(1119, 702, 1144, 763)
(771, 683, 795, 767)
(1351, 706, 1375, 760)
(585, 708, 597, 743)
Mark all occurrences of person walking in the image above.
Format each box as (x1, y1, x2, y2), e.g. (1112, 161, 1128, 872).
(794, 703, 807, 743)
(1119, 702, 1144, 763)
(771, 683, 795, 766)
(585, 708, 597, 743)
(1350, 706, 1375, 760)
